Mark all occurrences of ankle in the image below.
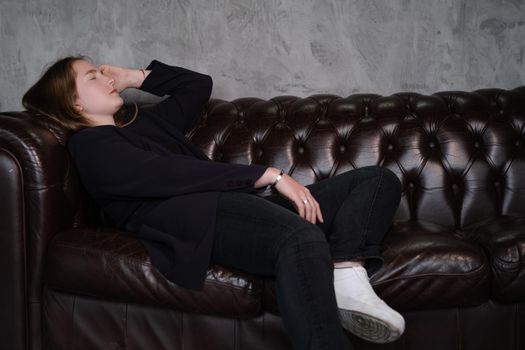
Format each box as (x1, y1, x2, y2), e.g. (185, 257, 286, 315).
(334, 260, 363, 268)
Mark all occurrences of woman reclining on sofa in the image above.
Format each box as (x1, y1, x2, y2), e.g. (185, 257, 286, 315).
(22, 55, 405, 349)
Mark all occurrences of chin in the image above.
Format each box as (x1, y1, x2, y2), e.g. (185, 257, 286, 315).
(116, 95, 124, 105)
(114, 98, 125, 111)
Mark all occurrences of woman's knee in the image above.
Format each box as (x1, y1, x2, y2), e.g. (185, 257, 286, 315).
(360, 165, 402, 196)
(379, 166, 402, 194)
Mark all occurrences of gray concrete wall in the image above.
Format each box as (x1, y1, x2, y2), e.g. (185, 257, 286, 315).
(1, 0, 524, 111)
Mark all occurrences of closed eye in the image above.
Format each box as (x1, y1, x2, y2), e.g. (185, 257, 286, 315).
(84, 68, 99, 80)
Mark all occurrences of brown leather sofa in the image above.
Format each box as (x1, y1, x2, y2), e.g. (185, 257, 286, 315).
(1, 87, 524, 350)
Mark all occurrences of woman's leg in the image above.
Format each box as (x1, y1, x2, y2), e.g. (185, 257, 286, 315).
(265, 165, 402, 274)
(211, 191, 353, 350)
(310, 165, 402, 273)
(265, 165, 404, 343)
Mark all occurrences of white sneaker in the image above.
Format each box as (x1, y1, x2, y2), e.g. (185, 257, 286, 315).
(333, 266, 405, 343)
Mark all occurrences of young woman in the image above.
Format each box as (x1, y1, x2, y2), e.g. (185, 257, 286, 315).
(23, 56, 405, 349)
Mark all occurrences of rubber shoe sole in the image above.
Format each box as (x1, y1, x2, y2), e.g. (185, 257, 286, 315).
(338, 307, 402, 343)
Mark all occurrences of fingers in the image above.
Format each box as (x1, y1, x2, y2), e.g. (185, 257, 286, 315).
(306, 198, 315, 223)
(276, 176, 324, 224)
(306, 197, 319, 224)
(99, 64, 110, 75)
(99, 65, 117, 82)
(316, 201, 324, 223)
(310, 198, 324, 224)
(293, 197, 309, 222)
(297, 193, 323, 225)
(99, 64, 120, 77)
(295, 197, 306, 220)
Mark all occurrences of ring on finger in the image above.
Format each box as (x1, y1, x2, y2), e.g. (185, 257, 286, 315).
(303, 198, 309, 205)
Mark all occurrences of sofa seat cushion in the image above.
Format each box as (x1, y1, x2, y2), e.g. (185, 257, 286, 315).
(459, 215, 525, 303)
(369, 220, 490, 311)
(45, 227, 263, 318)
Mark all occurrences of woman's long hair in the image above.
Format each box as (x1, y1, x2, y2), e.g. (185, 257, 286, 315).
(22, 56, 137, 132)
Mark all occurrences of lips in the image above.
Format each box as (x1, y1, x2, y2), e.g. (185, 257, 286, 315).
(110, 88, 117, 94)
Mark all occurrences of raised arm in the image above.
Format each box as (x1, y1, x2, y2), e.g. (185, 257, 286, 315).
(99, 60, 212, 133)
(138, 60, 213, 133)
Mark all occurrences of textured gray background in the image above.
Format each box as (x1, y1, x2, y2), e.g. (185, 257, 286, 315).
(0, 0, 524, 111)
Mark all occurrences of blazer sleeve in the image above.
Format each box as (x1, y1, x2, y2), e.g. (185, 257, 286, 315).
(138, 60, 213, 134)
(67, 129, 269, 200)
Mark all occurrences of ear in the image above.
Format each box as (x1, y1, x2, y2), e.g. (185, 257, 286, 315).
(74, 103, 83, 113)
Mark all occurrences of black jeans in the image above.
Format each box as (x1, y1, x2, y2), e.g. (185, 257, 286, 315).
(211, 166, 403, 350)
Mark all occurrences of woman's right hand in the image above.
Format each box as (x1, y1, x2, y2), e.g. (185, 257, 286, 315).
(272, 170, 324, 225)
(99, 64, 149, 92)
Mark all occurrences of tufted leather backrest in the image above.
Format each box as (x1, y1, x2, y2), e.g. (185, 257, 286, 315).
(187, 87, 525, 230)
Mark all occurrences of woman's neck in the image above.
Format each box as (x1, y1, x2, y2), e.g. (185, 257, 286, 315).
(86, 114, 116, 126)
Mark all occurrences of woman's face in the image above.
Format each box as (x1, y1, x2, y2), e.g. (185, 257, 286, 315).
(73, 59, 123, 125)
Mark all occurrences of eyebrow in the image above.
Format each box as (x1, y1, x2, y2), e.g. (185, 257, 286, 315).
(84, 69, 98, 76)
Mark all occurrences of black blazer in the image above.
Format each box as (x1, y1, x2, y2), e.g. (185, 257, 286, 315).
(67, 60, 268, 290)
